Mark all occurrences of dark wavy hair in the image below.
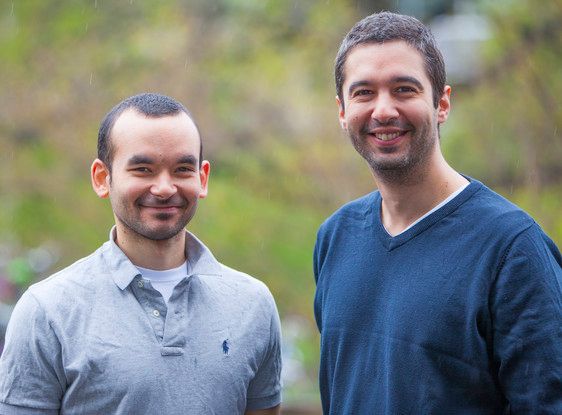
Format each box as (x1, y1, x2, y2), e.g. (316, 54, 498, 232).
(335, 11, 446, 110)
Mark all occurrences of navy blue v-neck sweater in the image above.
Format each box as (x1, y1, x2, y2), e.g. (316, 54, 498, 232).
(314, 180, 562, 414)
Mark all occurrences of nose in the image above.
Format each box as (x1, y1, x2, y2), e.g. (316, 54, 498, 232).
(150, 172, 177, 198)
(371, 93, 399, 124)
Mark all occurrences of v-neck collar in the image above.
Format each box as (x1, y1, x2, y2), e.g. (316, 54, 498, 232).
(373, 178, 483, 251)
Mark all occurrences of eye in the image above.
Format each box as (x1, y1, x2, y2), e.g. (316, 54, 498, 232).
(352, 89, 372, 97)
(176, 166, 196, 173)
(132, 167, 151, 173)
(395, 86, 417, 94)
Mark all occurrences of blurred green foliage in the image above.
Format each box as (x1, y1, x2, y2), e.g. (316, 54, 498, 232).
(1, 0, 561, 407)
(442, 0, 562, 245)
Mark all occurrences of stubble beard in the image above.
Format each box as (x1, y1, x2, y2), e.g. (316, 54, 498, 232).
(112, 198, 197, 241)
(348, 121, 438, 185)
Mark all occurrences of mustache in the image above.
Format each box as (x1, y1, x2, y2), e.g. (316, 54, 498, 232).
(137, 194, 187, 208)
(360, 119, 413, 133)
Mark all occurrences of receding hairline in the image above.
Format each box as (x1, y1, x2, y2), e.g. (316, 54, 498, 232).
(108, 108, 204, 163)
(111, 107, 198, 132)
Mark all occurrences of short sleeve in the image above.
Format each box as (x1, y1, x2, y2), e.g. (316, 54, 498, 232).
(0, 290, 65, 414)
(491, 225, 562, 414)
(246, 294, 282, 411)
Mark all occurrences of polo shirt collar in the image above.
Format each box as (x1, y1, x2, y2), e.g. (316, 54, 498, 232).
(103, 226, 222, 291)
(184, 231, 222, 278)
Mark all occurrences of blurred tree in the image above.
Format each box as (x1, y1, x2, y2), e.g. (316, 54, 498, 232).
(444, 0, 562, 190)
(1, 0, 561, 407)
(442, 0, 562, 242)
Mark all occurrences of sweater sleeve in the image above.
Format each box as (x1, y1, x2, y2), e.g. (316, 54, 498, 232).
(0, 291, 65, 414)
(491, 224, 562, 414)
(313, 225, 327, 334)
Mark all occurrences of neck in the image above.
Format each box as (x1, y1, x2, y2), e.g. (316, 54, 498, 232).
(374, 152, 468, 236)
(114, 226, 187, 270)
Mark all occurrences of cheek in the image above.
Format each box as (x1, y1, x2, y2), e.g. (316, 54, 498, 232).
(182, 183, 204, 197)
(348, 103, 373, 121)
(111, 181, 147, 200)
(345, 110, 365, 127)
(405, 102, 434, 122)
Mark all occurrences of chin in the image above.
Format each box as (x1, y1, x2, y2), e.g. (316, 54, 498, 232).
(141, 228, 185, 241)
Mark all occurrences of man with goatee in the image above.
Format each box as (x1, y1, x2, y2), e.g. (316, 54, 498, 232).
(0, 93, 282, 415)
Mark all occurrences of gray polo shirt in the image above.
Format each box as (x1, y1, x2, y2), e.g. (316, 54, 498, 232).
(0, 230, 282, 414)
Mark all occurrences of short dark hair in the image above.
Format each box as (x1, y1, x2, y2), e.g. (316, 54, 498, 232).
(335, 11, 446, 110)
(97, 93, 203, 171)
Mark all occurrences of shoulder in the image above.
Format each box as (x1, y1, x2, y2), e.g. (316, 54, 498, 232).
(313, 192, 380, 280)
(318, 191, 379, 237)
(457, 180, 561, 270)
(194, 260, 279, 322)
(316, 191, 379, 249)
(206, 264, 281, 348)
(25, 245, 106, 311)
(217, 264, 277, 307)
(460, 181, 535, 239)
(501, 222, 561, 271)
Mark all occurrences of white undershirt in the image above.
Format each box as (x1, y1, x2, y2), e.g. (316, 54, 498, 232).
(136, 261, 188, 305)
(388, 182, 469, 237)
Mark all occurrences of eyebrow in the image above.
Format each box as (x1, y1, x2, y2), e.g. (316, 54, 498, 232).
(127, 155, 154, 165)
(347, 76, 425, 95)
(177, 155, 198, 166)
(126, 154, 198, 166)
(347, 80, 370, 96)
(393, 76, 424, 91)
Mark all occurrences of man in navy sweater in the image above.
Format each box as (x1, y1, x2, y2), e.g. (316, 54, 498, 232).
(314, 11, 562, 414)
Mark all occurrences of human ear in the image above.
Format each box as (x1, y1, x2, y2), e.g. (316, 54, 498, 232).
(437, 85, 451, 123)
(336, 96, 347, 130)
(197, 160, 211, 199)
(91, 159, 110, 198)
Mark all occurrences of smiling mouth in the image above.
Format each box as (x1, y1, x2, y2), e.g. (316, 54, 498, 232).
(374, 132, 402, 141)
(142, 205, 182, 210)
(138, 200, 186, 210)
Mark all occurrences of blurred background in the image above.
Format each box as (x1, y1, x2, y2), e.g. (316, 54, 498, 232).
(1, 0, 561, 412)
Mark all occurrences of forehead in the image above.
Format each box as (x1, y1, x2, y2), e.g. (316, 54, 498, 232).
(343, 40, 429, 87)
(110, 109, 200, 160)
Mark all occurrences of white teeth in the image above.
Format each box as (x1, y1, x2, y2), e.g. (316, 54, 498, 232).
(375, 132, 400, 141)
